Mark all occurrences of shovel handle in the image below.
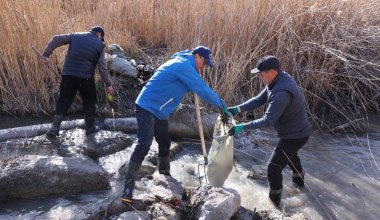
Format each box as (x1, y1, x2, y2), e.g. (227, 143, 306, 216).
(194, 94, 208, 165)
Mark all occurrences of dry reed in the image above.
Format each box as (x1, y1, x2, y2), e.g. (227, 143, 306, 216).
(0, 0, 379, 131)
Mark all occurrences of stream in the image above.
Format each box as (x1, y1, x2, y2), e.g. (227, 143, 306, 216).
(0, 119, 379, 219)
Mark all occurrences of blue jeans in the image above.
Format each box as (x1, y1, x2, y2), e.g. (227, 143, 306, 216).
(129, 105, 171, 163)
(267, 137, 309, 190)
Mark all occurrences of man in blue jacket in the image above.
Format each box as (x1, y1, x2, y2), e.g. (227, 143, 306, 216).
(121, 46, 228, 203)
(41, 26, 114, 136)
(227, 55, 312, 206)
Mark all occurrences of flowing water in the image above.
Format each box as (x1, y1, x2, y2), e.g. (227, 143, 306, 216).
(171, 129, 380, 220)
(0, 125, 379, 219)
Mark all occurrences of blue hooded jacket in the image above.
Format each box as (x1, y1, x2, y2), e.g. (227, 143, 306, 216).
(135, 50, 224, 120)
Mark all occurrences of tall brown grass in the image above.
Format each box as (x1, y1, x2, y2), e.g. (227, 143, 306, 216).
(0, 0, 379, 130)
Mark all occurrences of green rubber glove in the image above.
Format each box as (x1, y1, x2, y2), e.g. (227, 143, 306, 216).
(228, 124, 244, 136)
(223, 107, 233, 118)
(227, 106, 240, 116)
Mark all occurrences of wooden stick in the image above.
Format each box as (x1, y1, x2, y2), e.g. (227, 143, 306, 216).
(194, 94, 208, 165)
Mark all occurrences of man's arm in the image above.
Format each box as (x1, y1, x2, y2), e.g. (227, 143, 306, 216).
(176, 66, 223, 109)
(97, 48, 112, 88)
(237, 88, 268, 112)
(42, 34, 71, 57)
(241, 90, 291, 130)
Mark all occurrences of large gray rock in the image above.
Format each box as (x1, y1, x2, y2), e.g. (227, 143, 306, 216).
(104, 106, 218, 139)
(79, 131, 134, 160)
(0, 128, 134, 161)
(88, 197, 152, 220)
(140, 176, 241, 220)
(89, 173, 243, 220)
(117, 211, 151, 220)
(145, 172, 184, 199)
(140, 172, 184, 220)
(170, 104, 218, 139)
(192, 186, 241, 220)
(253, 210, 305, 220)
(88, 172, 181, 219)
(0, 155, 110, 201)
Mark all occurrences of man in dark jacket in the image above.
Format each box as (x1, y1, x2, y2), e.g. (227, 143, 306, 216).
(227, 55, 312, 206)
(41, 26, 114, 136)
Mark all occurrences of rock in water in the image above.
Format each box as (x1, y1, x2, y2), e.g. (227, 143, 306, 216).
(0, 155, 109, 201)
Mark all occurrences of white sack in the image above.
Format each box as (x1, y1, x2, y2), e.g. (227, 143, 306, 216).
(206, 117, 234, 187)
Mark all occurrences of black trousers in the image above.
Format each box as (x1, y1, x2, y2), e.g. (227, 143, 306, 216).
(267, 137, 309, 190)
(55, 75, 97, 117)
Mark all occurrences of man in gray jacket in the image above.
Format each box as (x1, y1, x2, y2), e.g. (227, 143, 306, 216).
(41, 26, 114, 136)
(227, 55, 312, 206)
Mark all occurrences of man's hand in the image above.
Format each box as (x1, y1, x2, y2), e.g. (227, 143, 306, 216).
(223, 107, 233, 118)
(221, 107, 233, 125)
(39, 56, 50, 65)
(106, 85, 114, 95)
(228, 124, 244, 136)
(106, 86, 114, 104)
(227, 106, 240, 116)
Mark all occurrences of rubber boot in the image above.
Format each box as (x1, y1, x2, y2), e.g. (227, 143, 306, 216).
(292, 171, 305, 187)
(121, 162, 141, 204)
(158, 155, 171, 176)
(85, 116, 100, 135)
(269, 188, 282, 206)
(46, 114, 63, 137)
